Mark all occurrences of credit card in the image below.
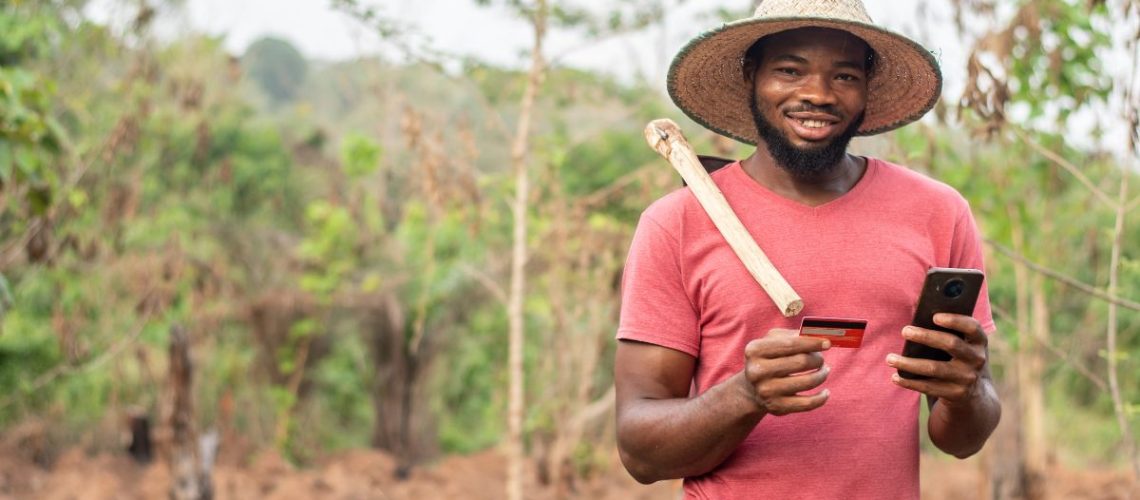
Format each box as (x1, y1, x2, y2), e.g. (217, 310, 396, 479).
(799, 317, 868, 348)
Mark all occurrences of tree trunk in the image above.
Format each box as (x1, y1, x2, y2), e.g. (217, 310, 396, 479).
(1108, 4, 1139, 480)
(166, 325, 212, 500)
(368, 292, 426, 477)
(507, 2, 548, 499)
(1025, 275, 1050, 489)
(1009, 214, 1045, 499)
(127, 408, 153, 464)
(1106, 171, 1138, 480)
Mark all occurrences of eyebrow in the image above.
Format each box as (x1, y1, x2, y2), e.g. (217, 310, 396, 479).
(769, 54, 808, 65)
(768, 53, 867, 72)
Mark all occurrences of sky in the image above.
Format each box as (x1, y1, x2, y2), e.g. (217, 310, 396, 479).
(88, 0, 964, 87)
(82, 0, 1135, 158)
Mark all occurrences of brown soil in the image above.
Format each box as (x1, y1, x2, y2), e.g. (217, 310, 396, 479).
(0, 445, 1135, 499)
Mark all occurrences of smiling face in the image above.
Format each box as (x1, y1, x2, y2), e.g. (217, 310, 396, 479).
(746, 28, 871, 180)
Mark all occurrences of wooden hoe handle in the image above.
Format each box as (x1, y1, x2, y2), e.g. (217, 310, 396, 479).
(644, 119, 804, 318)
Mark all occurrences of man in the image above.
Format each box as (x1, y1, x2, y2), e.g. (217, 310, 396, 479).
(614, 1, 1001, 499)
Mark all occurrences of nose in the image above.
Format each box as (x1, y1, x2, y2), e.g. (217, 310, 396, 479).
(797, 74, 838, 106)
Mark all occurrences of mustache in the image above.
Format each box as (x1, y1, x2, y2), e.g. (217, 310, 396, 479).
(783, 103, 844, 119)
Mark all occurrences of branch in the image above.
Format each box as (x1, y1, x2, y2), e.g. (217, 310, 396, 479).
(330, 0, 446, 65)
(989, 297, 1108, 391)
(1010, 128, 1118, 209)
(0, 218, 44, 271)
(544, 2, 664, 68)
(573, 160, 659, 210)
(0, 292, 156, 412)
(335, 1, 516, 145)
(1104, 162, 1138, 480)
(984, 239, 1140, 312)
(460, 264, 507, 305)
(1033, 333, 1108, 392)
(571, 385, 615, 428)
(1127, 193, 1140, 212)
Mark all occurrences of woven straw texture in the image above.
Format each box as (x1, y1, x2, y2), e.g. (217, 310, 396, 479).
(668, 0, 942, 144)
(756, 0, 872, 21)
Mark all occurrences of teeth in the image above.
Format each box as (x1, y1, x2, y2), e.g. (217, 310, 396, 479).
(799, 119, 829, 128)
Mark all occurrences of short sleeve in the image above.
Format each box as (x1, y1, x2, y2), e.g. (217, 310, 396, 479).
(617, 211, 701, 357)
(949, 204, 997, 334)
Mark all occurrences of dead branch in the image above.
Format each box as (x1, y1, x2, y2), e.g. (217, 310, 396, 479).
(984, 239, 1140, 312)
(1127, 194, 1140, 212)
(575, 162, 657, 210)
(986, 305, 1103, 391)
(571, 385, 615, 429)
(1010, 128, 1117, 209)
(459, 264, 507, 305)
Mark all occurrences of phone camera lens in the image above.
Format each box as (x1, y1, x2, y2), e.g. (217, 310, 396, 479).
(943, 278, 965, 298)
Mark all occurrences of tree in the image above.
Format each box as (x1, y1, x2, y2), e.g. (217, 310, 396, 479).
(242, 37, 309, 105)
(938, 0, 1137, 493)
(466, 2, 665, 497)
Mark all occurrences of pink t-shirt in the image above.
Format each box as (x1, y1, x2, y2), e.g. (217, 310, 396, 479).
(617, 158, 994, 500)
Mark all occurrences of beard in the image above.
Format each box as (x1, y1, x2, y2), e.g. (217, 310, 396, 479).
(750, 96, 864, 181)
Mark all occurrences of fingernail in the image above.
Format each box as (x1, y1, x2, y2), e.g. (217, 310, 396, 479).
(821, 340, 831, 350)
(821, 389, 830, 398)
(902, 327, 915, 338)
(886, 354, 899, 365)
(891, 373, 902, 384)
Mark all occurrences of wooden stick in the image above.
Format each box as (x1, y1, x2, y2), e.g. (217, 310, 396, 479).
(644, 119, 804, 318)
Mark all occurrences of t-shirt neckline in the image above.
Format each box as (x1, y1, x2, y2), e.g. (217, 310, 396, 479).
(725, 157, 880, 215)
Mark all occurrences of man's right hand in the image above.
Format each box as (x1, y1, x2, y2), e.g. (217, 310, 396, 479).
(742, 328, 832, 416)
(615, 330, 832, 482)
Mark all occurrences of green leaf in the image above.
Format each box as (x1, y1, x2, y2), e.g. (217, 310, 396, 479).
(0, 272, 12, 323)
(339, 133, 382, 179)
(26, 184, 51, 215)
(67, 189, 87, 209)
(1127, 404, 1140, 417)
(361, 272, 383, 293)
(1097, 349, 1130, 362)
(290, 318, 319, 340)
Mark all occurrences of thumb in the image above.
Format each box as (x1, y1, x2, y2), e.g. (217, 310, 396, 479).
(765, 328, 799, 338)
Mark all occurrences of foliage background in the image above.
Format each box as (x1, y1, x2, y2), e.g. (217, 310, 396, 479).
(0, 0, 1137, 496)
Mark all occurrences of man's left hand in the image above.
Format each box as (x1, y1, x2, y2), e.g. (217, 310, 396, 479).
(886, 313, 988, 406)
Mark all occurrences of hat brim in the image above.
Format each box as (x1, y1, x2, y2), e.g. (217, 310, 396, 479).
(667, 17, 942, 145)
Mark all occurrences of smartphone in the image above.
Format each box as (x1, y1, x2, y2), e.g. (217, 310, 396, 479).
(898, 267, 985, 380)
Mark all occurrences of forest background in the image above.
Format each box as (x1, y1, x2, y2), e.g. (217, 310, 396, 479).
(1, 0, 1139, 499)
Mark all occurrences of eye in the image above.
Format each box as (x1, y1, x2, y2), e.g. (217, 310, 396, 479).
(775, 67, 799, 76)
(836, 73, 860, 82)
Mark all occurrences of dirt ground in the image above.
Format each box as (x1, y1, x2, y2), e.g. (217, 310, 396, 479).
(0, 444, 1136, 499)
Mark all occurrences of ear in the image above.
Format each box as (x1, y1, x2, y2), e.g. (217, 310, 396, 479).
(741, 58, 758, 84)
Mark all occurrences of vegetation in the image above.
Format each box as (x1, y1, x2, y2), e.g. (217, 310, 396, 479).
(0, 0, 1137, 498)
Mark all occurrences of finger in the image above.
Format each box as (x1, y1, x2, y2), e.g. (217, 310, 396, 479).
(755, 365, 830, 398)
(901, 327, 984, 366)
(746, 335, 830, 359)
(765, 328, 799, 338)
(765, 390, 830, 416)
(890, 373, 975, 402)
(886, 354, 977, 386)
(932, 313, 987, 345)
(887, 354, 940, 380)
(747, 352, 825, 380)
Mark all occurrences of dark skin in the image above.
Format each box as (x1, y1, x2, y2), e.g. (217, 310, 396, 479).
(614, 28, 1001, 484)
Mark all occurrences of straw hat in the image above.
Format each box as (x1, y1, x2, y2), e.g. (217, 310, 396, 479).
(668, 0, 942, 144)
